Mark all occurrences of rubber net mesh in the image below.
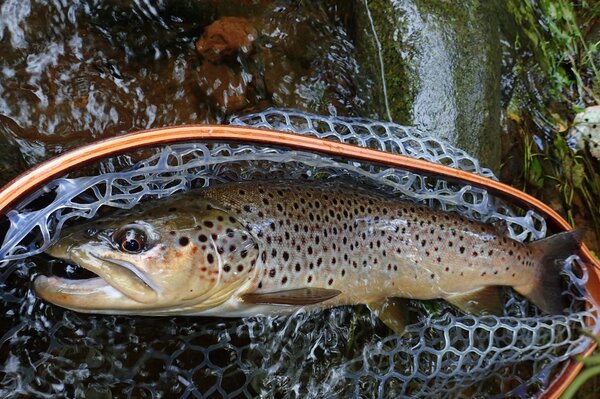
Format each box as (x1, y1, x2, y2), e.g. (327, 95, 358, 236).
(0, 108, 597, 398)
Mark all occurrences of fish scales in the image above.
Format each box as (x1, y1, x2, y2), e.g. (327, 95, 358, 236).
(202, 181, 532, 305)
(35, 180, 580, 316)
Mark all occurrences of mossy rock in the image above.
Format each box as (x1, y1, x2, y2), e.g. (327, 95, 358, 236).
(353, 0, 504, 171)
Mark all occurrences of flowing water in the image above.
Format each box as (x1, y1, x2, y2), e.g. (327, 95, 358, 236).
(1, 1, 598, 398)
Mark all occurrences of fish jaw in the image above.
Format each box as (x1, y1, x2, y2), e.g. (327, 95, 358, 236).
(34, 276, 156, 313)
(35, 242, 160, 309)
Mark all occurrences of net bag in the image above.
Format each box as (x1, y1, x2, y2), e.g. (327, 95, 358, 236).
(0, 108, 597, 398)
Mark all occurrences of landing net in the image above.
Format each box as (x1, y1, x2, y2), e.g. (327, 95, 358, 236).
(0, 108, 596, 398)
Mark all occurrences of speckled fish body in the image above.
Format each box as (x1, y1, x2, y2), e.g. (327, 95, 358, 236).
(35, 181, 579, 316)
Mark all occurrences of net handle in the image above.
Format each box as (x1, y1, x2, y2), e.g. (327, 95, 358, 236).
(0, 124, 595, 397)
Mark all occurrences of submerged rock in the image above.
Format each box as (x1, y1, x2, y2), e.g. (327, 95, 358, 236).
(197, 62, 250, 112)
(353, 0, 504, 171)
(196, 16, 258, 63)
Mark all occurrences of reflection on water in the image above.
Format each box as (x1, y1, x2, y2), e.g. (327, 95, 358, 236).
(0, 0, 365, 173)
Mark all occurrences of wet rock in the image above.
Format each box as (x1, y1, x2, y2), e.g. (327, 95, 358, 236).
(196, 16, 258, 63)
(254, 1, 362, 115)
(353, 0, 504, 171)
(197, 62, 249, 113)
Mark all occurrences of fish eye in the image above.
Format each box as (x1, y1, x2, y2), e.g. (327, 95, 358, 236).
(113, 227, 147, 254)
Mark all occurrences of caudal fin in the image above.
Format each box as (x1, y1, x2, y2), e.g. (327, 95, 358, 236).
(516, 229, 584, 314)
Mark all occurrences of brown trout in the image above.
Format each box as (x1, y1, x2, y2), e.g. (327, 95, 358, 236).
(35, 180, 581, 318)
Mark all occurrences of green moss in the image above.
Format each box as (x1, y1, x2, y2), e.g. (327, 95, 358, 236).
(353, 0, 504, 171)
(353, 0, 412, 123)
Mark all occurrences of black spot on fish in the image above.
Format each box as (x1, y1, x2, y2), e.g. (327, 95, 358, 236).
(207, 254, 214, 264)
(204, 221, 214, 228)
(459, 246, 465, 254)
(223, 264, 231, 272)
(179, 237, 189, 246)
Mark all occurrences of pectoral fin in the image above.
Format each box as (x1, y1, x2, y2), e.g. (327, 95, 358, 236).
(368, 297, 410, 334)
(241, 288, 341, 305)
(445, 286, 504, 315)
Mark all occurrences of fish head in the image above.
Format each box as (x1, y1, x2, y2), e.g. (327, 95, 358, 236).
(34, 197, 259, 315)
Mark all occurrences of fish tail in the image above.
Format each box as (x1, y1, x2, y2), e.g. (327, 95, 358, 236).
(515, 229, 584, 314)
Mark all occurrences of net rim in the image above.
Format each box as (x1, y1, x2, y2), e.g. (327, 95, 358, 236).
(0, 123, 597, 398)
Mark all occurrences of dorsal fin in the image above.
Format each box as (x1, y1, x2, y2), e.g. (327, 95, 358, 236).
(241, 288, 341, 305)
(491, 219, 509, 235)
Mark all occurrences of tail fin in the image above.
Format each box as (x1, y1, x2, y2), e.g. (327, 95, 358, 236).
(516, 229, 584, 314)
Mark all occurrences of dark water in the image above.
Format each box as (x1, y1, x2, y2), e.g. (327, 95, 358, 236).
(0, 0, 364, 181)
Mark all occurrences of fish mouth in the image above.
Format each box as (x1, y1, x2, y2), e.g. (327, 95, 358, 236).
(35, 248, 159, 312)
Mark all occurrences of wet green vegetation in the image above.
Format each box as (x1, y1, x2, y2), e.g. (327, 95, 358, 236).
(501, 0, 600, 397)
(501, 0, 600, 253)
